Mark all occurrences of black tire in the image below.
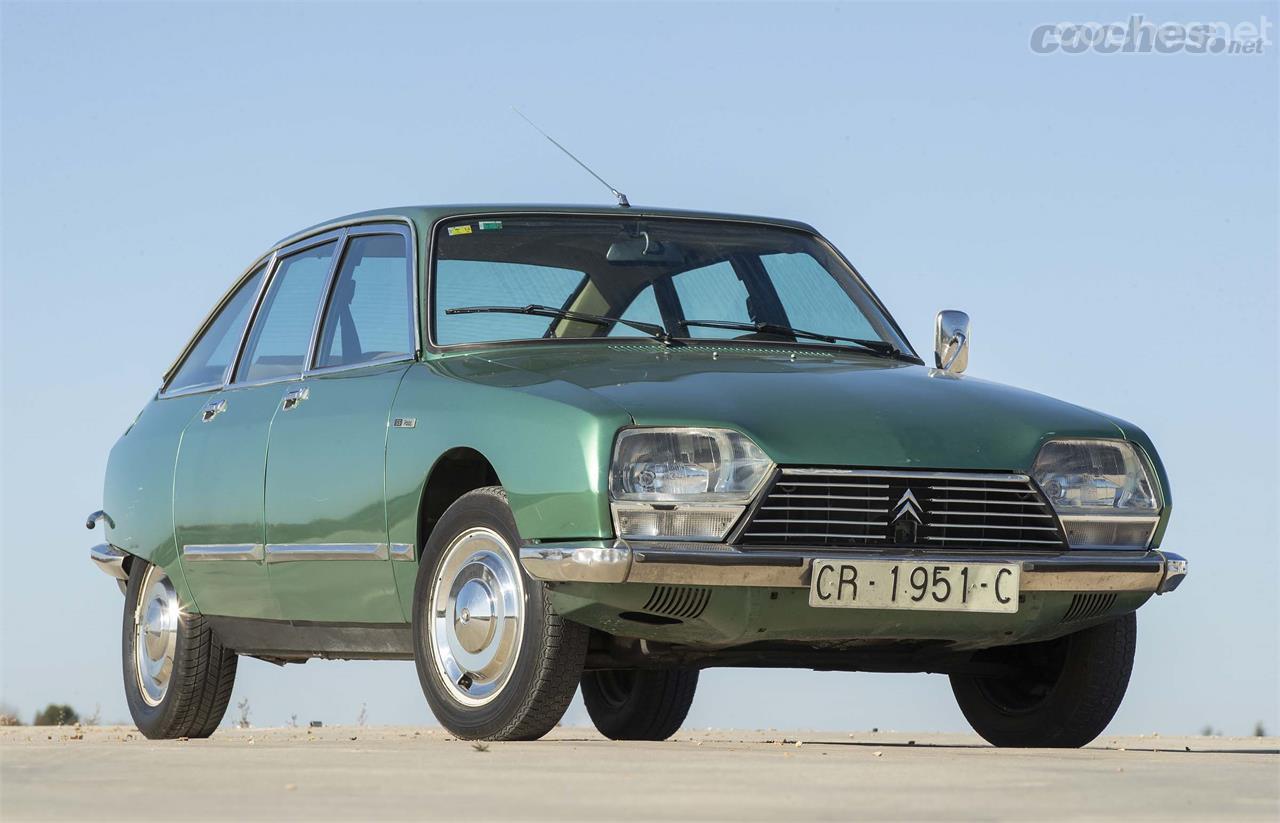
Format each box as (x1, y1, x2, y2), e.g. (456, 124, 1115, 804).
(123, 560, 238, 739)
(412, 487, 588, 741)
(950, 612, 1137, 748)
(581, 668, 699, 741)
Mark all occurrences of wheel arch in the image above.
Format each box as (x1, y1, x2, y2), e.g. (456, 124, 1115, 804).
(415, 447, 503, 557)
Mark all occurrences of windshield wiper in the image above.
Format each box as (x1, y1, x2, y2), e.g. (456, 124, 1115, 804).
(446, 304, 683, 346)
(677, 319, 907, 359)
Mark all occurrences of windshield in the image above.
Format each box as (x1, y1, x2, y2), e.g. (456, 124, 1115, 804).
(431, 215, 913, 355)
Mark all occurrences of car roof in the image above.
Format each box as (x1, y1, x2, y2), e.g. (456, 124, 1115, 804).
(273, 204, 820, 251)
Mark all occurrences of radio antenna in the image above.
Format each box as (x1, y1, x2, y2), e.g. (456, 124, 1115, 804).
(513, 107, 630, 208)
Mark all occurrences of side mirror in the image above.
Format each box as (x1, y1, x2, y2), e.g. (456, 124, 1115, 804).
(934, 310, 970, 374)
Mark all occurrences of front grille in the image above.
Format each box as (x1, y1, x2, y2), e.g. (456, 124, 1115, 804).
(740, 468, 1067, 551)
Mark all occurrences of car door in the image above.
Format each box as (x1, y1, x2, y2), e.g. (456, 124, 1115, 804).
(173, 234, 340, 619)
(263, 225, 416, 624)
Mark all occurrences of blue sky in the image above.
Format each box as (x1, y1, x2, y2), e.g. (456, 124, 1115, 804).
(2, 1, 1276, 734)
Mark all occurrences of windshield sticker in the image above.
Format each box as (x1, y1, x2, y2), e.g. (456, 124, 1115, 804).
(478, 220, 503, 231)
(447, 225, 473, 236)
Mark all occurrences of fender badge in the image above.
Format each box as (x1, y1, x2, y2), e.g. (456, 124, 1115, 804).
(391, 417, 417, 429)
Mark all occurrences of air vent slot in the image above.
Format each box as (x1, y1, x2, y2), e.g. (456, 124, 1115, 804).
(1061, 593, 1118, 623)
(642, 586, 712, 619)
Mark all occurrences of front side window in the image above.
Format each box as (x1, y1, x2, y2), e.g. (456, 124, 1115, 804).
(235, 241, 336, 383)
(166, 265, 266, 393)
(431, 215, 911, 354)
(316, 234, 413, 368)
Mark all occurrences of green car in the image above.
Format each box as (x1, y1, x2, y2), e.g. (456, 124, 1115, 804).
(88, 204, 1186, 746)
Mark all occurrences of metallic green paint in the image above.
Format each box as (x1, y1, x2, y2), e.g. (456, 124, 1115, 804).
(98, 203, 1173, 648)
(264, 363, 410, 623)
(172, 382, 281, 619)
(102, 394, 205, 608)
(384, 358, 632, 619)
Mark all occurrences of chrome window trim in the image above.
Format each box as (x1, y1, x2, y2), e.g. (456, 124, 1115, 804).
(182, 543, 265, 562)
(301, 229, 352, 376)
(307, 224, 417, 374)
(157, 216, 420, 398)
(422, 210, 918, 358)
(303, 353, 418, 379)
(264, 543, 391, 562)
(158, 256, 275, 398)
(230, 229, 347, 386)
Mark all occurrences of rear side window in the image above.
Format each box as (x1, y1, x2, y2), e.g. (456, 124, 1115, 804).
(316, 234, 413, 368)
(435, 260, 585, 344)
(235, 241, 337, 383)
(166, 265, 266, 393)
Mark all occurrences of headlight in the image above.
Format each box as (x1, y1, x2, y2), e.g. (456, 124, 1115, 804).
(609, 428, 774, 541)
(1032, 439, 1162, 548)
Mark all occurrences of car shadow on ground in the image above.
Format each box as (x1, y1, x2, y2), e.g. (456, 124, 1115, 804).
(544, 734, 1279, 755)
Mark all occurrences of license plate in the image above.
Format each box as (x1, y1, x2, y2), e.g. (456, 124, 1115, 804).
(808, 559, 1020, 613)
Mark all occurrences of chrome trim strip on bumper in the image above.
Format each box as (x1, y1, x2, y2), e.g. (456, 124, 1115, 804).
(182, 543, 265, 562)
(90, 543, 129, 581)
(265, 543, 389, 562)
(780, 468, 1031, 483)
(520, 541, 1188, 594)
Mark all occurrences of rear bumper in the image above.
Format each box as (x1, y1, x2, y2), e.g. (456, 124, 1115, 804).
(520, 541, 1188, 595)
(89, 543, 130, 593)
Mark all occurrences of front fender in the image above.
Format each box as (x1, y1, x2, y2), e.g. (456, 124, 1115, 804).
(384, 360, 632, 550)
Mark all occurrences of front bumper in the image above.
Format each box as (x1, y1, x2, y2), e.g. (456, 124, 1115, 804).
(520, 541, 1189, 595)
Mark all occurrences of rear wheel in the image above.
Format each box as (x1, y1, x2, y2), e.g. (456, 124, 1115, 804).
(122, 561, 238, 739)
(950, 612, 1136, 748)
(582, 668, 699, 741)
(412, 487, 588, 740)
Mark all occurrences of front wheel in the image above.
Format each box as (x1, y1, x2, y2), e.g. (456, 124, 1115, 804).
(412, 487, 588, 740)
(581, 668, 699, 741)
(950, 612, 1137, 748)
(123, 560, 238, 739)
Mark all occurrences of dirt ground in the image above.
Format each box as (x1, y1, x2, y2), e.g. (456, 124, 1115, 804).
(1, 725, 1276, 821)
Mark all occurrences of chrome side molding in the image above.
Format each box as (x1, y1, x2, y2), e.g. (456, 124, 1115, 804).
(265, 543, 389, 563)
(179, 542, 415, 563)
(182, 543, 265, 562)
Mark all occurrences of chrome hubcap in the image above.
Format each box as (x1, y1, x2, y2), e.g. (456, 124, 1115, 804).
(133, 565, 178, 706)
(429, 527, 524, 706)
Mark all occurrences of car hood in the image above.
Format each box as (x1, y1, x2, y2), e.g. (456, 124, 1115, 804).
(464, 344, 1126, 472)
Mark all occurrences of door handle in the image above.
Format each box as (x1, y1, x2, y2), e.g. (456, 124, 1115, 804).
(200, 399, 227, 423)
(281, 387, 310, 411)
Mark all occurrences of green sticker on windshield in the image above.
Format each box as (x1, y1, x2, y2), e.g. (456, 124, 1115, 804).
(478, 220, 503, 231)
